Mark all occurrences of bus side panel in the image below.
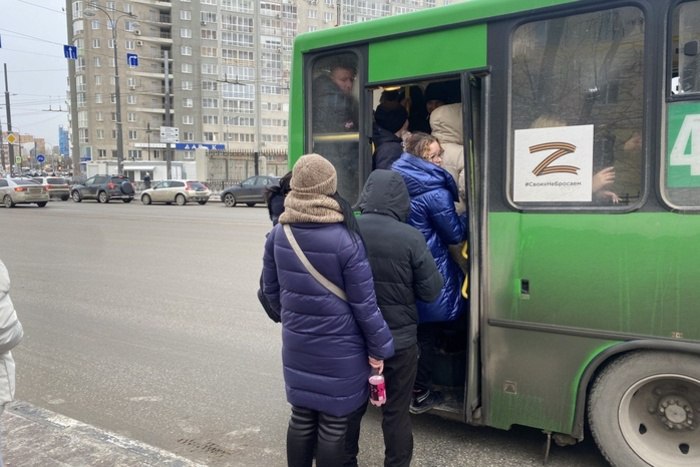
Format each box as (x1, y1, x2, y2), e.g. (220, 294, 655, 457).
(485, 325, 614, 433)
(484, 211, 700, 432)
(510, 213, 700, 337)
(367, 25, 487, 83)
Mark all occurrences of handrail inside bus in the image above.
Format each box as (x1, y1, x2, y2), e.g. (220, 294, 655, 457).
(312, 132, 360, 143)
(461, 241, 469, 299)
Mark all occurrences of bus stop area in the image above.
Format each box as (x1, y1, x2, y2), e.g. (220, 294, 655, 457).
(1, 401, 202, 466)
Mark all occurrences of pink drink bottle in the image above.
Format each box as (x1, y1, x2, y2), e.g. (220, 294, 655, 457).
(369, 374, 386, 407)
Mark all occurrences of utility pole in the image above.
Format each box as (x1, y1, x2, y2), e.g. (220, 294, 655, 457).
(254, 1, 262, 176)
(147, 122, 152, 161)
(0, 114, 5, 173)
(164, 50, 172, 179)
(4, 63, 15, 176)
(65, 0, 81, 177)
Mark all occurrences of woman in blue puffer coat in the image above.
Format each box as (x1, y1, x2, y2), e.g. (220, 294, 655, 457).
(392, 131, 468, 414)
(262, 153, 394, 467)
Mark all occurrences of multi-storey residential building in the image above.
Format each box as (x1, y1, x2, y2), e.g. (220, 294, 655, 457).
(66, 0, 460, 173)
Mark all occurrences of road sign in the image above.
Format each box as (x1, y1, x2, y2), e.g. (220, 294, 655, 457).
(63, 45, 78, 60)
(14, 156, 21, 164)
(174, 143, 225, 151)
(160, 126, 179, 143)
(36, 154, 45, 163)
(6, 133, 15, 144)
(127, 53, 138, 67)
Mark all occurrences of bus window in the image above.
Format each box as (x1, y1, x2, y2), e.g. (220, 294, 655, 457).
(665, 1, 700, 209)
(510, 7, 645, 207)
(673, 1, 700, 95)
(310, 52, 361, 203)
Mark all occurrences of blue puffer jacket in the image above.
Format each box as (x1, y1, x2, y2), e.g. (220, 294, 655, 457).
(392, 153, 468, 322)
(262, 222, 394, 417)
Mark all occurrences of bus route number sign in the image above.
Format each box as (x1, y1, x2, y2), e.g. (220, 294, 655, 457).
(668, 101, 700, 188)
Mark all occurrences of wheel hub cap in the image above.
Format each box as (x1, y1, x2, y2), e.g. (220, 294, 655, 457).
(658, 395, 695, 430)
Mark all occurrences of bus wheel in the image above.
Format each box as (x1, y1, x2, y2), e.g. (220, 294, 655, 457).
(588, 351, 700, 467)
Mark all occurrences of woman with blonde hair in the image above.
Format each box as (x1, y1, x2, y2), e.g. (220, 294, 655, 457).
(391, 132, 468, 414)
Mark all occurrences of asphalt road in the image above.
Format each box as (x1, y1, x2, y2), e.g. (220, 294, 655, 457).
(0, 200, 608, 466)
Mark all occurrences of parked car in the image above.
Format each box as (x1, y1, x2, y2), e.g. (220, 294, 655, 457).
(0, 177, 49, 208)
(33, 176, 71, 201)
(221, 175, 280, 207)
(140, 180, 211, 206)
(71, 175, 135, 203)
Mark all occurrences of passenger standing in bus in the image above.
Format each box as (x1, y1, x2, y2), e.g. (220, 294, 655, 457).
(357, 169, 443, 467)
(391, 133, 468, 414)
(429, 103, 466, 212)
(261, 154, 394, 467)
(372, 104, 409, 170)
(424, 80, 461, 120)
(312, 58, 358, 134)
(430, 103, 468, 276)
(311, 56, 360, 201)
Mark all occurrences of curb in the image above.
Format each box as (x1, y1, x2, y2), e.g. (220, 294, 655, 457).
(2, 401, 205, 466)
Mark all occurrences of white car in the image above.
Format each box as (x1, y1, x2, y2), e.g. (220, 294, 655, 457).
(140, 180, 211, 206)
(0, 178, 49, 208)
(33, 176, 71, 201)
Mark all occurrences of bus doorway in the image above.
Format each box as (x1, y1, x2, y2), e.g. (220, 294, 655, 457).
(366, 72, 486, 424)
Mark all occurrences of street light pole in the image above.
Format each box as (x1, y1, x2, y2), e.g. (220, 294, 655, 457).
(147, 122, 151, 160)
(84, 3, 135, 176)
(111, 21, 124, 175)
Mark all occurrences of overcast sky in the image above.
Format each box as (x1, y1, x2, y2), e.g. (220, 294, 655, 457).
(1, 0, 69, 147)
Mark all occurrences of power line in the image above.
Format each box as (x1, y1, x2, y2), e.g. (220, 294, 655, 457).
(0, 28, 65, 46)
(15, 0, 65, 14)
(0, 47, 68, 60)
(5, 69, 67, 74)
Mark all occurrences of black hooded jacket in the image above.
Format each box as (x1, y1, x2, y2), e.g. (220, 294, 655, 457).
(371, 124, 404, 170)
(357, 170, 443, 350)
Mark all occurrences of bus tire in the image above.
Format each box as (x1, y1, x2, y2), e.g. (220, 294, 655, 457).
(588, 350, 700, 467)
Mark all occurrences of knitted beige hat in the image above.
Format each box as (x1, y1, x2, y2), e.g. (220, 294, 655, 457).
(290, 153, 337, 195)
(279, 154, 344, 224)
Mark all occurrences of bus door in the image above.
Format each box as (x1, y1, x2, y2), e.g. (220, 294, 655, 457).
(363, 72, 487, 424)
(305, 45, 488, 423)
(463, 71, 488, 424)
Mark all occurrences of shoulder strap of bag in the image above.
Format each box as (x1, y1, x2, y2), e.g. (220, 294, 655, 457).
(283, 224, 348, 302)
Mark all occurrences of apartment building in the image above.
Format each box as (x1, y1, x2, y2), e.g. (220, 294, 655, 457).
(67, 0, 460, 169)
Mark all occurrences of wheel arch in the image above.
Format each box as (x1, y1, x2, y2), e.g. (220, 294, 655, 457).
(572, 339, 700, 440)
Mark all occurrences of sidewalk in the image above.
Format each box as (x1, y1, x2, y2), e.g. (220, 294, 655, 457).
(1, 401, 204, 467)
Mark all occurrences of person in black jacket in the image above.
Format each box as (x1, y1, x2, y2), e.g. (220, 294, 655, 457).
(357, 170, 443, 467)
(265, 171, 292, 226)
(372, 104, 409, 170)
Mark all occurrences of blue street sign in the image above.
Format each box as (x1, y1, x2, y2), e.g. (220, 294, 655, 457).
(36, 154, 45, 163)
(63, 45, 77, 60)
(174, 143, 225, 151)
(126, 53, 138, 67)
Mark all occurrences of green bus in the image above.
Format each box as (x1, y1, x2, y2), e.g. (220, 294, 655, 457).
(288, 0, 700, 465)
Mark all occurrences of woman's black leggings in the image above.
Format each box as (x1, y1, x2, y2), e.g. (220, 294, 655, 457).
(286, 403, 367, 467)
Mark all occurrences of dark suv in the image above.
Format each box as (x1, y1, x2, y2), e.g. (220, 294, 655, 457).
(71, 175, 135, 203)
